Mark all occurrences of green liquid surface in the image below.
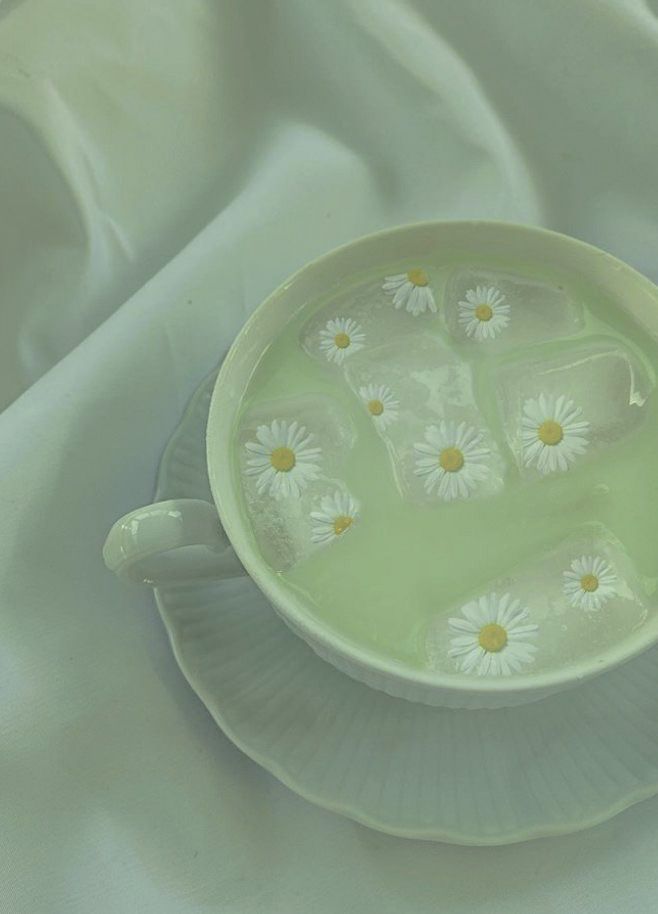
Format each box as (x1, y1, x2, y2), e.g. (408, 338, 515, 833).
(233, 254, 658, 670)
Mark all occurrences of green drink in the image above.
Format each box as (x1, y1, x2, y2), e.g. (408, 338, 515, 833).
(235, 253, 657, 675)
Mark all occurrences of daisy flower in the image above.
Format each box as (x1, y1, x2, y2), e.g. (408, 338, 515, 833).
(414, 420, 490, 501)
(319, 317, 365, 364)
(311, 490, 360, 545)
(521, 394, 589, 474)
(563, 555, 617, 611)
(359, 383, 399, 430)
(448, 592, 539, 676)
(244, 419, 321, 499)
(458, 285, 510, 341)
(383, 268, 437, 316)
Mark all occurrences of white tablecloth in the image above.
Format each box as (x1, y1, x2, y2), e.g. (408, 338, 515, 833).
(2, 1, 658, 911)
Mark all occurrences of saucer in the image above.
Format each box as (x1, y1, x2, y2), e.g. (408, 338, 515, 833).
(153, 372, 658, 845)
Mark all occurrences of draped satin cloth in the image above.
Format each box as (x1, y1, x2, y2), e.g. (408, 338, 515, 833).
(2, 2, 658, 911)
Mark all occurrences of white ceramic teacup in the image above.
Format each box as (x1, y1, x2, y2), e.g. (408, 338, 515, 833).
(103, 221, 658, 709)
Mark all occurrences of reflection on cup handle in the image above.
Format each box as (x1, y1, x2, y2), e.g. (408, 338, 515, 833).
(102, 498, 244, 586)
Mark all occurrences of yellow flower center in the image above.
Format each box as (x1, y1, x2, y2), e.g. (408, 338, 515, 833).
(334, 332, 351, 349)
(406, 268, 429, 287)
(538, 419, 564, 446)
(474, 303, 493, 322)
(333, 515, 353, 536)
(478, 623, 508, 653)
(270, 446, 296, 472)
(439, 447, 464, 473)
(580, 573, 599, 593)
(367, 399, 384, 416)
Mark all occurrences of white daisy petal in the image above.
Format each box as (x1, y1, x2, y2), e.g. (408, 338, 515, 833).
(318, 317, 365, 364)
(507, 624, 540, 641)
(423, 425, 443, 450)
(521, 393, 589, 475)
(252, 465, 275, 489)
(457, 285, 509, 341)
(270, 471, 284, 498)
(415, 457, 439, 470)
(496, 595, 520, 628)
(383, 274, 406, 292)
(413, 419, 491, 501)
(448, 591, 538, 677)
(454, 473, 469, 499)
(475, 652, 492, 676)
(449, 639, 481, 657)
(448, 616, 479, 635)
(284, 420, 297, 447)
(245, 439, 269, 455)
(407, 285, 422, 315)
(421, 286, 437, 314)
(460, 646, 485, 674)
(295, 446, 322, 461)
(244, 419, 322, 499)
(422, 468, 442, 493)
(255, 425, 276, 450)
(563, 554, 617, 611)
(437, 472, 454, 500)
(359, 383, 400, 431)
(310, 489, 360, 546)
(461, 599, 490, 628)
(480, 593, 498, 624)
(383, 268, 436, 316)
(392, 284, 409, 309)
(498, 654, 514, 676)
(245, 458, 272, 472)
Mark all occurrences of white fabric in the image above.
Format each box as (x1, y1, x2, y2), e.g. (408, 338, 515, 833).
(2, 1, 658, 910)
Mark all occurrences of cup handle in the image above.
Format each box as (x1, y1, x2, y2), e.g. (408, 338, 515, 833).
(102, 498, 244, 585)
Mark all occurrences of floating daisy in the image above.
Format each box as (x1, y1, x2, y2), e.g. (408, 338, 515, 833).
(563, 555, 617, 611)
(458, 285, 510, 341)
(244, 419, 321, 499)
(359, 383, 399, 430)
(448, 592, 539, 676)
(414, 420, 490, 501)
(521, 394, 589, 474)
(383, 269, 437, 316)
(311, 490, 360, 544)
(319, 317, 365, 364)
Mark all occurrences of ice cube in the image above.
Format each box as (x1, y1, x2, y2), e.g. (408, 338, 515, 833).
(238, 394, 357, 571)
(425, 523, 647, 677)
(443, 267, 584, 349)
(495, 339, 654, 477)
(344, 332, 507, 502)
(300, 271, 439, 369)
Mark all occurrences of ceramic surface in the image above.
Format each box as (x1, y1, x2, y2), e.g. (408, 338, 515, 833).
(154, 370, 658, 845)
(106, 222, 658, 709)
(208, 222, 658, 707)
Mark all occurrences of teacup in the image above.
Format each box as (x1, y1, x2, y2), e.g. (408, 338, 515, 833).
(103, 221, 658, 709)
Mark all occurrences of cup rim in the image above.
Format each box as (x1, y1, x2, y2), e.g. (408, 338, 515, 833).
(208, 219, 658, 698)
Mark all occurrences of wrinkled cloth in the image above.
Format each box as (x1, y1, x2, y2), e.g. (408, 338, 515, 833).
(2, 1, 658, 911)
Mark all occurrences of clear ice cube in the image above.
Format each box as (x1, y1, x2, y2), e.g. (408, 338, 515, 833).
(300, 273, 439, 369)
(344, 332, 506, 502)
(443, 267, 584, 349)
(238, 394, 357, 571)
(495, 339, 654, 477)
(425, 523, 647, 677)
